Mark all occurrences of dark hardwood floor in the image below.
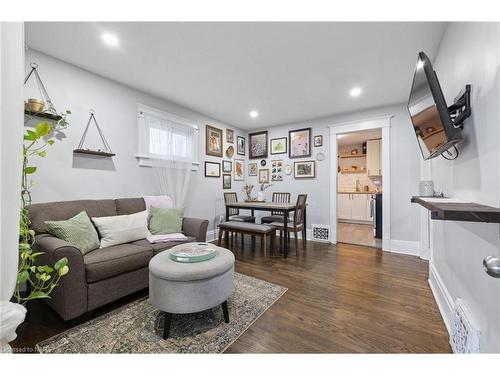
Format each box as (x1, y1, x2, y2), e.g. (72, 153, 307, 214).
(11, 239, 451, 353)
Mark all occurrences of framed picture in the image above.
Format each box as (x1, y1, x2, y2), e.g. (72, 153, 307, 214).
(248, 162, 258, 176)
(289, 127, 311, 158)
(314, 135, 323, 147)
(222, 160, 232, 172)
(204, 161, 220, 177)
(271, 160, 283, 182)
(248, 131, 268, 159)
(258, 169, 270, 183)
(222, 174, 232, 189)
(237, 136, 245, 155)
(294, 160, 316, 179)
(226, 129, 234, 144)
(234, 159, 245, 181)
(270, 137, 287, 155)
(205, 125, 223, 157)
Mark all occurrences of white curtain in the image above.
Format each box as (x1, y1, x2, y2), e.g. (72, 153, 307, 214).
(151, 158, 193, 208)
(143, 111, 196, 208)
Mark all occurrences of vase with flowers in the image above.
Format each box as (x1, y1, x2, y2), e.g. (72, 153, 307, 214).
(257, 183, 272, 202)
(242, 183, 255, 201)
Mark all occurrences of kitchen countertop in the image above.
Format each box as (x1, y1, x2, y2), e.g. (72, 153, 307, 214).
(338, 191, 379, 194)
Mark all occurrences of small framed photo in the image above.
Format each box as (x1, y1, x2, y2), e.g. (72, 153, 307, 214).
(270, 137, 287, 155)
(289, 127, 311, 158)
(222, 160, 232, 173)
(205, 125, 223, 157)
(222, 174, 232, 189)
(314, 135, 323, 147)
(294, 161, 316, 179)
(248, 162, 258, 176)
(249, 131, 268, 159)
(271, 160, 283, 182)
(226, 129, 234, 144)
(237, 136, 245, 155)
(205, 161, 221, 177)
(258, 169, 270, 183)
(234, 159, 245, 181)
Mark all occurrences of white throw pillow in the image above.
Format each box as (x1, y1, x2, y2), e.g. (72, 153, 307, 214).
(92, 210, 151, 248)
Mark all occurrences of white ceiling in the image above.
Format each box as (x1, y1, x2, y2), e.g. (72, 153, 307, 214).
(25, 22, 447, 130)
(337, 128, 382, 146)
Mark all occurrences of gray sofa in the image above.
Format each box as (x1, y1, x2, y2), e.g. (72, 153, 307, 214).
(28, 197, 209, 321)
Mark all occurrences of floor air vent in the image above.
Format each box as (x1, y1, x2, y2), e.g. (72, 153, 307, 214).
(450, 298, 481, 353)
(311, 224, 330, 242)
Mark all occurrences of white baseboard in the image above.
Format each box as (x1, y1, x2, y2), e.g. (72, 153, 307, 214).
(428, 262, 454, 334)
(390, 239, 420, 256)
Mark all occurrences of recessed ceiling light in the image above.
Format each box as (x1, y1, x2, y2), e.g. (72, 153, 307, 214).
(349, 87, 362, 97)
(101, 32, 119, 47)
(249, 110, 259, 118)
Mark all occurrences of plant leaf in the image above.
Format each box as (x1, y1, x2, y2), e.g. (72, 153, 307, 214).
(47, 139, 55, 146)
(35, 122, 51, 137)
(24, 130, 38, 141)
(58, 265, 69, 276)
(17, 270, 30, 284)
(28, 291, 50, 300)
(37, 150, 47, 157)
(24, 166, 37, 174)
(54, 257, 68, 270)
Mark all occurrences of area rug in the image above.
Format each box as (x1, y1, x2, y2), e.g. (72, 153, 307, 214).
(36, 273, 286, 353)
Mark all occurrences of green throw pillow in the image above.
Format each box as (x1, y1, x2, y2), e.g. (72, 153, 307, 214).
(149, 207, 184, 235)
(45, 211, 100, 255)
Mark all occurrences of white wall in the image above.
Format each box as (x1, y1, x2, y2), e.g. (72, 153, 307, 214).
(0, 23, 25, 301)
(24, 49, 247, 231)
(426, 23, 500, 352)
(246, 103, 422, 245)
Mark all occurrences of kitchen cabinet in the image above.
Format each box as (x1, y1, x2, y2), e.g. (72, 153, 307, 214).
(337, 193, 372, 222)
(367, 139, 381, 177)
(337, 193, 351, 220)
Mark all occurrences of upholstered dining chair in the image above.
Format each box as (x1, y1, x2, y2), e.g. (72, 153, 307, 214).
(269, 194, 307, 256)
(223, 192, 256, 247)
(261, 192, 291, 224)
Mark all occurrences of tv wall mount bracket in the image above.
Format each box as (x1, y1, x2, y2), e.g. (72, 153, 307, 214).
(448, 84, 471, 129)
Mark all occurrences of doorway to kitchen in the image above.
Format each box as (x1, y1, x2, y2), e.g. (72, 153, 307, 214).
(329, 116, 392, 251)
(336, 128, 382, 248)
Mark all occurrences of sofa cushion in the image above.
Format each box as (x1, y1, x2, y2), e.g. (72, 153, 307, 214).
(131, 237, 197, 254)
(84, 243, 153, 283)
(92, 211, 151, 248)
(29, 199, 117, 234)
(115, 198, 146, 215)
(149, 207, 184, 235)
(45, 211, 100, 255)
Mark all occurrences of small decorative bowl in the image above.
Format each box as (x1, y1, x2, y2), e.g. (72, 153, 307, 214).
(26, 98, 45, 112)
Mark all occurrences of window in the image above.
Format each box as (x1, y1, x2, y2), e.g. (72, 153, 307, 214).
(136, 105, 199, 168)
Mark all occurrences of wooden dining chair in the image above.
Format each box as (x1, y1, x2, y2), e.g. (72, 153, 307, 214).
(223, 192, 256, 247)
(261, 192, 291, 224)
(269, 194, 308, 256)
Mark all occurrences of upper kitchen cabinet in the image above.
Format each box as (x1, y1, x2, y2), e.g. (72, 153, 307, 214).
(367, 139, 381, 177)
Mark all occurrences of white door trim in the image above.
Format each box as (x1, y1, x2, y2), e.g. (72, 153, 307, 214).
(329, 115, 393, 251)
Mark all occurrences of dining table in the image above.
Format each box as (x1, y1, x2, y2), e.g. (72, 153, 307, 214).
(224, 200, 306, 258)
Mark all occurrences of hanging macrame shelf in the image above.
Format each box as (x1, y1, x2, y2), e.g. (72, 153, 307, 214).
(73, 110, 116, 157)
(24, 62, 63, 122)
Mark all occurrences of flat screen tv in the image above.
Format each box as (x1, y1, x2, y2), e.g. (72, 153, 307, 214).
(407, 52, 463, 160)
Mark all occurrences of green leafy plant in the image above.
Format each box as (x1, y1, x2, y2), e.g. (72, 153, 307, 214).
(14, 110, 71, 304)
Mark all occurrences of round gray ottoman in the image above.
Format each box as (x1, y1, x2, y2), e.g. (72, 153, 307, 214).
(148, 243, 235, 339)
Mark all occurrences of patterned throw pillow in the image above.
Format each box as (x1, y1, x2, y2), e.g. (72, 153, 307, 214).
(149, 207, 185, 235)
(45, 211, 100, 255)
